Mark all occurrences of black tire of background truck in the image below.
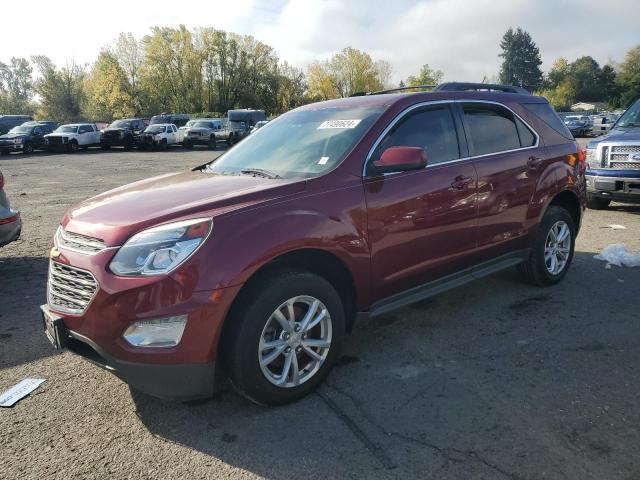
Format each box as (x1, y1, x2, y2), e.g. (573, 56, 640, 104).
(101, 145, 110, 150)
(222, 270, 346, 406)
(183, 140, 193, 149)
(23, 143, 33, 154)
(517, 205, 576, 286)
(123, 138, 133, 151)
(208, 135, 216, 150)
(160, 139, 168, 151)
(586, 194, 611, 210)
(68, 140, 78, 152)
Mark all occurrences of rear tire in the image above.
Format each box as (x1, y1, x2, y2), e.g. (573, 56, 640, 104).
(222, 270, 345, 406)
(518, 206, 576, 286)
(586, 194, 610, 210)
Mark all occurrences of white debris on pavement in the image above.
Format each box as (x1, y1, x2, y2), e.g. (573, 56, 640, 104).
(604, 224, 627, 230)
(0, 379, 45, 407)
(594, 244, 640, 268)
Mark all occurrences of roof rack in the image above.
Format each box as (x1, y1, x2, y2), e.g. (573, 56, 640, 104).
(350, 84, 437, 97)
(434, 82, 531, 95)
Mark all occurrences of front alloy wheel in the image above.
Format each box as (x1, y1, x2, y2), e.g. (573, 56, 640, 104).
(258, 296, 332, 388)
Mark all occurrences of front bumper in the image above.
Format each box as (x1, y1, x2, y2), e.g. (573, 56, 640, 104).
(66, 329, 216, 400)
(0, 211, 21, 247)
(586, 172, 640, 203)
(43, 247, 243, 400)
(184, 135, 210, 145)
(0, 143, 23, 153)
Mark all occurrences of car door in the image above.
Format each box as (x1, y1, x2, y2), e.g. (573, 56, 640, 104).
(32, 126, 44, 148)
(458, 102, 542, 261)
(364, 102, 479, 302)
(168, 125, 177, 144)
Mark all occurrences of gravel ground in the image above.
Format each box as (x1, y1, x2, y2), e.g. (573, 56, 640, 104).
(1, 143, 640, 480)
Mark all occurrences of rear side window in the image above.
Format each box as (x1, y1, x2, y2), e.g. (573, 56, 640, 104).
(374, 105, 460, 167)
(523, 102, 572, 140)
(462, 103, 521, 156)
(515, 117, 536, 147)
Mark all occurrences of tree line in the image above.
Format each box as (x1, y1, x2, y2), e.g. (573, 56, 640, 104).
(497, 27, 640, 111)
(1, 25, 639, 123)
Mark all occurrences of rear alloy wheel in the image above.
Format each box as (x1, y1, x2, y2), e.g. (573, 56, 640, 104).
(586, 194, 610, 210)
(518, 206, 575, 286)
(223, 271, 345, 405)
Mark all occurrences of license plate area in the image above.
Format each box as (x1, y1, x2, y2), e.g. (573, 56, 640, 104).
(41, 305, 68, 350)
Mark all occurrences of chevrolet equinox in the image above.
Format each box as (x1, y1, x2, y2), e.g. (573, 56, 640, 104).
(42, 83, 587, 405)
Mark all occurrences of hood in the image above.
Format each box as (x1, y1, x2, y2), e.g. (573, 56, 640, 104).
(588, 126, 640, 148)
(0, 133, 27, 141)
(103, 128, 127, 133)
(46, 132, 74, 137)
(63, 171, 306, 245)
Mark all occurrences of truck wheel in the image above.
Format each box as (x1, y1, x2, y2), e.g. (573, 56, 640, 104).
(586, 194, 610, 210)
(23, 142, 33, 154)
(222, 270, 345, 406)
(160, 139, 168, 151)
(208, 135, 216, 150)
(518, 206, 575, 286)
(101, 145, 111, 150)
(227, 134, 233, 146)
(183, 140, 192, 150)
(124, 139, 133, 151)
(68, 140, 79, 153)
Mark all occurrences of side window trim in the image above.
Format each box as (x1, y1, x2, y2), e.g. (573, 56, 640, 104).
(458, 100, 540, 160)
(363, 99, 541, 177)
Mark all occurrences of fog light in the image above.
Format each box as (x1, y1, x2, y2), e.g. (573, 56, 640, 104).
(122, 315, 187, 348)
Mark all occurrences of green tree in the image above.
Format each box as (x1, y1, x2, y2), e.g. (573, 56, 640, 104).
(616, 45, 640, 107)
(113, 33, 143, 114)
(546, 57, 570, 89)
(32, 56, 85, 123)
(498, 27, 543, 91)
(83, 51, 135, 121)
(538, 78, 577, 111)
(569, 56, 604, 101)
(0, 57, 35, 114)
(406, 64, 443, 87)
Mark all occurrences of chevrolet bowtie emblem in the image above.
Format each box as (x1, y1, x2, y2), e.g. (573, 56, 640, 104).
(49, 247, 61, 259)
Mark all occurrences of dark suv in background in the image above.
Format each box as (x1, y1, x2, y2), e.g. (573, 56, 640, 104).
(150, 113, 190, 128)
(100, 118, 146, 150)
(42, 83, 586, 405)
(0, 115, 32, 135)
(0, 122, 55, 154)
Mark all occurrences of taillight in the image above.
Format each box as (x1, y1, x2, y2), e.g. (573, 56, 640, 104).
(577, 146, 587, 174)
(0, 171, 4, 189)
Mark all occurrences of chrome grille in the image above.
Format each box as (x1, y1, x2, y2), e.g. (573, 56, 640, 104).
(611, 162, 640, 169)
(611, 145, 640, 154)
(48, 261, 98, 315)
(56, 227, 106, 253)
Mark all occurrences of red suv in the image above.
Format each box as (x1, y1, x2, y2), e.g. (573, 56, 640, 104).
(42, 83, 586, 405)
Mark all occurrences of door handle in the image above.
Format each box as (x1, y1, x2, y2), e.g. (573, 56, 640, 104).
(527, 156, 543, 170)
(450, 175, 473, 191)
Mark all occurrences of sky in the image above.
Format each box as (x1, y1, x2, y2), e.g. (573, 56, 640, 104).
(2, 0, 638, 83)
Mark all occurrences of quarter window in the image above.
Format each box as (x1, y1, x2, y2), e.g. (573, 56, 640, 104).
(462, 104, 523, 156)
(372, 105, 460, 171)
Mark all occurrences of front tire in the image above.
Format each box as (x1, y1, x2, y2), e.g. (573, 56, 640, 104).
(222, 270, 345, 405)
(68, 140, 78, 153)
(586, 194, 610, 210)
(208, 135, 216, 150)
(23, 142, 33, 154)
(518, 206, 576, 286)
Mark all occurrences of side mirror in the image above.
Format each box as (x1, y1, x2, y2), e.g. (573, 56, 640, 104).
(372, 146, 428, 174)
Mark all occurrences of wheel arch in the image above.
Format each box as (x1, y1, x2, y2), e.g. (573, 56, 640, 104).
(548, 189, 582, 231)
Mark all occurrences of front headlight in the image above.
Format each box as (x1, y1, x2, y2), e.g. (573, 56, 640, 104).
(586, 148, 599, 168)
(109, 218, 212, 276)
(14, 138, 23, 144)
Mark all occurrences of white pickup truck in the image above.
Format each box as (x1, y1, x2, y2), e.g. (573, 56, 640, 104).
(137, 123, 180, 150)
(45, 123, 101, 152)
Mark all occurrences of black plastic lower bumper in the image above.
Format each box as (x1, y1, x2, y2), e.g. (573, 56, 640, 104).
(66, 331, 216, 401)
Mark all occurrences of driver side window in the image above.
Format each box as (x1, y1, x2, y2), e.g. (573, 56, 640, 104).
(371, 105, 460, 173)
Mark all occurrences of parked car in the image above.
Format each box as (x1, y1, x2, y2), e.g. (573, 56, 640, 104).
(227, 109, 267, 143)
(100, 118, 146, 150)
(150, 113, 190, 128)
(0, 115, 32, 135)
(22, 120, 58, 130)
(589, 114, 618, 136)
(564, 116, 590, 137)
(45, 123, 101, 152)
(0, 170, 21, 247)
(182, 118, 229, 149)
(41, 83, 586, 405)
(584, 98, 640, 208)
(0, 122, 55, 154)
(250, 120, 269, 134)
(137, 124, 179, 150)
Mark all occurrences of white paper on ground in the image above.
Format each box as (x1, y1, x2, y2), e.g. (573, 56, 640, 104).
(0, 378, 45, 407)
(604, 224, 626, 230)
(594, 244, 640, 268)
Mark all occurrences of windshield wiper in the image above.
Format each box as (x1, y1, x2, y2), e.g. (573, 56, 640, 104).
(241, 168, 281, 179)
(619, 122, 640, 127)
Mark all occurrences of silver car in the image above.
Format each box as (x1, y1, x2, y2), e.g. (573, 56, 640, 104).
(0, 170, 21, 247)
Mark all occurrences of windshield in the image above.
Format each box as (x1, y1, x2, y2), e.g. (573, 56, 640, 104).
(206, 106, 384, 179)
(8, 126, 31, 134)
(150, 115, 169, 125)
(56, 126, 78, 133)
(192, 121, 212, 129)
(145, 125, 165, 133)
(615, 99, 640, 127)
(110, 120, 131, 129)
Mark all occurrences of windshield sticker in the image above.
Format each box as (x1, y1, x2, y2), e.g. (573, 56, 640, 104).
(318, 156, 330, 165)
(318, 119, 361, 130)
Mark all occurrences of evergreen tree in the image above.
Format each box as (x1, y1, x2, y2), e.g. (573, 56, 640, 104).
(498, 27, 543, 92)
